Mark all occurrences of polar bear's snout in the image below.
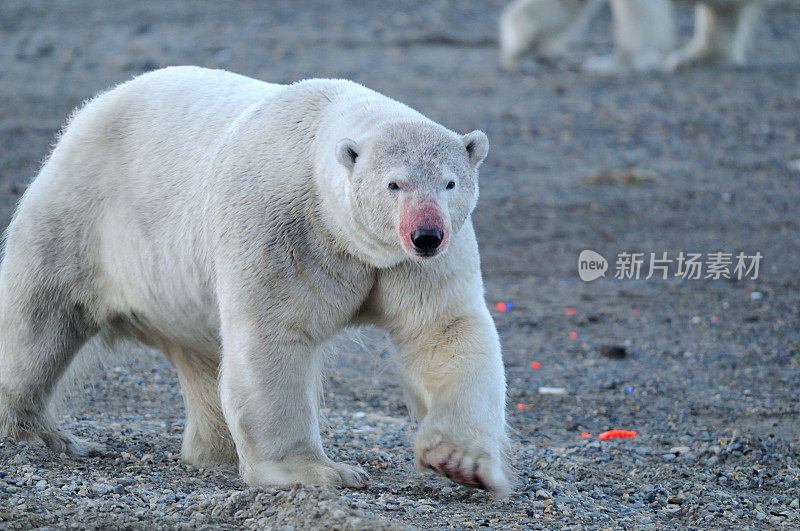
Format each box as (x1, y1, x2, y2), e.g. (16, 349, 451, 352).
(410, 229, 443, 255)
(399, 199, 450, 259)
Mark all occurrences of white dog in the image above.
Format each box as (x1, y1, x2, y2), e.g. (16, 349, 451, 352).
(0, 67, 510, 495)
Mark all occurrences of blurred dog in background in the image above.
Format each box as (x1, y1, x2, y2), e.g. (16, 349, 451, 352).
(500, 0, 770, 73)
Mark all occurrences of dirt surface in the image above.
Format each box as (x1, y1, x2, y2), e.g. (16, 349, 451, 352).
(1, 0, 799, 528)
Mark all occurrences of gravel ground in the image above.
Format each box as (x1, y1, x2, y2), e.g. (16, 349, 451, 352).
(1, 0, 799, 528)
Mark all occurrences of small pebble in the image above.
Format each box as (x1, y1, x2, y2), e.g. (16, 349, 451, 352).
(600, 345, 627, 359)
(669, 446, 691, 455)
(539, 387, 567, 395)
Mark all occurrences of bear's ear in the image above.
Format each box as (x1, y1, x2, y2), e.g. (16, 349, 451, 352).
(335, 138, 360, 170)
(463, 130, 489, 168)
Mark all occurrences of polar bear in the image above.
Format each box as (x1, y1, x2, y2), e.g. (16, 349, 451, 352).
(499, 0, 605, 70)
(0, 67, 510, 495)
(499, 0, 768, 73)
(590, 0, 767, 74)
(663, 0, 766, 72)
(583, 0, 677, 74)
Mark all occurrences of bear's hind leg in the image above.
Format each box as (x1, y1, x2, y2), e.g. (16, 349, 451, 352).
(164, 346, 237, 468)
(665, 2, 761, 71)
(0, 284, 102, 456)
(729, 2, 763, 66)
(585, 0, 675, 74)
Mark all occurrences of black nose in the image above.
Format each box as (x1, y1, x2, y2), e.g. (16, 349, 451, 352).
(411, 229, 443, 252)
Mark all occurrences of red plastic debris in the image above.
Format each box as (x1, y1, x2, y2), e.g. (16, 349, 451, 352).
(710, 316, 718, 323)
(631, 308, 640, 315)
(516, 403, 526, 410)
(569, 332, 578, 339)
(565, 308, 577, 315)
(598, 430, 637, 440)
(531, 361, 541, 370)
(581, 432, 592, 438)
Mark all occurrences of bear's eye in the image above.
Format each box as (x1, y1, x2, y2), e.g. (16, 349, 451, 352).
(388, 182, 400, 191)
(446, 181, 456, 190)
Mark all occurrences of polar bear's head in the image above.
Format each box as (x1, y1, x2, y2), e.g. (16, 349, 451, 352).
(335, 122, 488, 263)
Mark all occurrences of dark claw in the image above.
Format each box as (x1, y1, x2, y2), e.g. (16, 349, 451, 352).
(444, 457, 462, 476)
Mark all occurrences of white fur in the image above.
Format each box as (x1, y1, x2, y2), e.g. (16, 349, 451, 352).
(0, 66, 510, 496)
(499, 0, 606, 70)
(584, 0, 676, 74)
(664, 1, 766, 71)
(499, 0, 770, 73)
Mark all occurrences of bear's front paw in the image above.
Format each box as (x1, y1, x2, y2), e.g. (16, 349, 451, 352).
(416, 435, 510, 497)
